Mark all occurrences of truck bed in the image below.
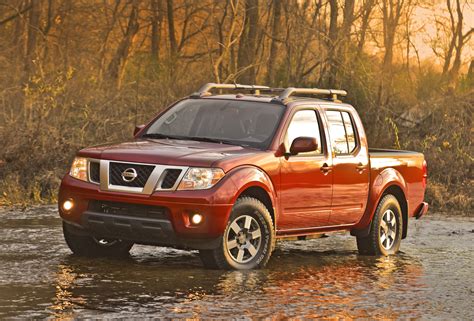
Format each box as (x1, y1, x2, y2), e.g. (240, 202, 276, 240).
(368, 148, 426, 218)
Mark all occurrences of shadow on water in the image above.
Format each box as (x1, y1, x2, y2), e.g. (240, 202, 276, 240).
(45, 246, 427, 319)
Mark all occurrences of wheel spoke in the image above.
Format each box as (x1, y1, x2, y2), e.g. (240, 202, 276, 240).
(390, 230, 396, 240)
(236, 249, 244, 262)
(227, 239, 238, 250)
(244, 216, 252, 229)
(248, 244, 257, 257)
(249, 229, 261, 240)
(230, 221, 241, 235)
(390, 216, 396, 227)
(380, 233, 386, 244)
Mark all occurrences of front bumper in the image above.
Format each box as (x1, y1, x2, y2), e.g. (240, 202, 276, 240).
(59, 174, 237, 249)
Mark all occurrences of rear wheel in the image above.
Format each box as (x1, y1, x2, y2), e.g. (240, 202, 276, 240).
(63, 222, 133, 257)
(199, 197, 275, 270)
(356, 194, 403, 256)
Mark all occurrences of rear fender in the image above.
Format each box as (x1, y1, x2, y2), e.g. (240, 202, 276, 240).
(351, 168, 407, 236)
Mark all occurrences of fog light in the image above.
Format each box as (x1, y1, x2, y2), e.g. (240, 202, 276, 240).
(191, 213, 203, 225)
(62, 199, 74, 211)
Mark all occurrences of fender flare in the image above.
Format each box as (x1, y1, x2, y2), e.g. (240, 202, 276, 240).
(352, 168, 408, 237)
(225, 165, 278, 221)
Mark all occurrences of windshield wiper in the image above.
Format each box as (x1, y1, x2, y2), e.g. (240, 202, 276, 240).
(142, 133, 250, 147)
(187, 136, 250, 147)
(141, 133, 185, 140)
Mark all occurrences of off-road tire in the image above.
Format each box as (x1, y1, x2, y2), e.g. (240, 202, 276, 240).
(63, 222, 133, 257)
(356, 194, 403, 256)
(199, 197, 275, 270)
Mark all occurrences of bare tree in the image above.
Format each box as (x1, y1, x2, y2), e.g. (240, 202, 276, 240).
(444, 0, 473, 83)
(266, 0, 282, 84)
(24, 0, 41, 83)
(166, 0, 177, 56)
(357, 0, 376, 56)
(237, 0, 259, 83)
(150, 0, 164, 60)
(106, 0, 140, 88)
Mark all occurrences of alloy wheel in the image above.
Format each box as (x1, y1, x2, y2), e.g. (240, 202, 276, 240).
(380, 209, 397, 250)
(225, 214, 262, 264)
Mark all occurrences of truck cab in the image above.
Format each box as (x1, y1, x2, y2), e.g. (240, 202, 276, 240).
(59, 83, 428, 270)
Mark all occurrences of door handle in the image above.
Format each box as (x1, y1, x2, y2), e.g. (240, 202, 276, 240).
(356, 163, 366, 172)
(320, 163, 332, 174)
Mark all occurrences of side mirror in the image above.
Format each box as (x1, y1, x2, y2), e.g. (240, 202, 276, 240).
(289, 137, 318, 155)
(133, 124, 145, 136)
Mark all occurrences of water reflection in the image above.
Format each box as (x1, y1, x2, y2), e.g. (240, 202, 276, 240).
(46, 246, 426, 319)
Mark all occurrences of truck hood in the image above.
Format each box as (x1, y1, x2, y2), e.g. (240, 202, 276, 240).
(77, 139, 261, 169)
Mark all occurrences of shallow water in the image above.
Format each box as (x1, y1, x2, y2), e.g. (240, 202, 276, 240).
(0, 206, 473, 319)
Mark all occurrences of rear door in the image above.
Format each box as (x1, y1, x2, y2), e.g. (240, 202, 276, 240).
(279, 108, 333, 230)
(324, 109, 369, 225)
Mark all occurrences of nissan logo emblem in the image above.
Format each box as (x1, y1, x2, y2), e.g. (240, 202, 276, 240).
(121, 168, 138, 182)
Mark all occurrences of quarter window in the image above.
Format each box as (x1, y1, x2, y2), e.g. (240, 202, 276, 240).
(286, 110, 322, 155)
(326, 110, 358, 155)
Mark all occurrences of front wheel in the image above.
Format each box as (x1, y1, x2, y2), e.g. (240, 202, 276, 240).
(199, 197, 275, 270)
(356, 194, 403, 256)
(63, 222, 133, 257)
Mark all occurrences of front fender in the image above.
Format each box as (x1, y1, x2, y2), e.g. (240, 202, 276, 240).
(226, 165, 278, 215)
(353, 167, 407, 230)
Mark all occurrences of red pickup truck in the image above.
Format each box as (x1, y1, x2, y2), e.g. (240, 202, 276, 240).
(59, 83, 428, 270)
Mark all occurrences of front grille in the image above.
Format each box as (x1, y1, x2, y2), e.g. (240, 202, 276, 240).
(109, 162, 154, 188)
(88, 200, 168, 220)
(161, 169, 182, 189)
(89, 161, 100, 183)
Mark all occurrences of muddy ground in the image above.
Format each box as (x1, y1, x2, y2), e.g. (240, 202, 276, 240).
(0, 206, 473, 319)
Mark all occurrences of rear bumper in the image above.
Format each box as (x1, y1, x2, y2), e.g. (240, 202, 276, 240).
(59, 174, 237, 249)
(415, 202, 429, 219)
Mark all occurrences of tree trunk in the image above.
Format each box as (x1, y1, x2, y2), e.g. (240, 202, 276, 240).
(327, 0, 338, 86)
(166, 0, 177, 56)
(151, 0, 163, 60)
(377, 0, 406, 106)
(24, 0, 41, 83)
(357, 0, 375, 56)
(266, 0, 282, 84)
(237, 0, 259, 84)
(106, 0, 140, 88)
(448, 0, 464, 83)
(339, 0, 355, 78)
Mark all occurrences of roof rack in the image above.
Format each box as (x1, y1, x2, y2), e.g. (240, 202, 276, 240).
(276, 87, 347, 102)
(191, 83, 347, 102)
(191, 83, 271, 97)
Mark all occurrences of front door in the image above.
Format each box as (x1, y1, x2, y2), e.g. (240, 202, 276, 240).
(325, 109, 369, 225)
(279, 109, 333, 230)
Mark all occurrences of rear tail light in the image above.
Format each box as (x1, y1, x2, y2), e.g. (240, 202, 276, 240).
(422, 160, 428, 188)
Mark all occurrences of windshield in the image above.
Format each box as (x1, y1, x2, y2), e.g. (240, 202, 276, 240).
(143, 99, 285, 149)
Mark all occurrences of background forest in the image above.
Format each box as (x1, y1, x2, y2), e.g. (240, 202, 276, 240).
(0, 0, 472, 213)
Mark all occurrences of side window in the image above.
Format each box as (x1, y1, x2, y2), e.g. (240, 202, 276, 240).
(342, 112, 356, 152)
(286, 110, 322, 155)
(326, 110, 358, 155)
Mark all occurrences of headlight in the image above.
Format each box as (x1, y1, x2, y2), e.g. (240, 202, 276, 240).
(177, 167, 225, 190)
(69, 157, 88, 181)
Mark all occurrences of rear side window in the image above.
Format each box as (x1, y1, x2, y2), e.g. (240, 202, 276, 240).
(286, 110, 322, 155)
(326, 110, 358, 155)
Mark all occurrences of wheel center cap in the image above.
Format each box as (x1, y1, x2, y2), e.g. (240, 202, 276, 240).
(237, 231, 247, 244)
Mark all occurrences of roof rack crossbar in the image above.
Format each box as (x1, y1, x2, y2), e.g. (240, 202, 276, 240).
(277, 87, 347, 102)
(191, 83, 348, 102)
(193, 83, 271, 97)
